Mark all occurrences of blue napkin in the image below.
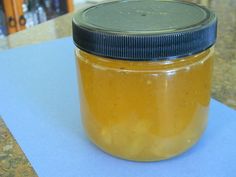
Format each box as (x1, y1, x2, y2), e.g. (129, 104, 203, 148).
(0, 37, 235, 177)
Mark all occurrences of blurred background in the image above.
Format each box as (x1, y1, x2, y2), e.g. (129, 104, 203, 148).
(0, 0, 213, 38)
(0, 0, 77, 37)
(0, 0, 107, 37)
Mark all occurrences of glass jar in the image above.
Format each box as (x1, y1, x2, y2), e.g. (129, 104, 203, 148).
(72, 0, 217, 161)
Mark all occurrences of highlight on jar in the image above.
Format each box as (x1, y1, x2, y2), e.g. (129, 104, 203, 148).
(72, 0, 217, 161)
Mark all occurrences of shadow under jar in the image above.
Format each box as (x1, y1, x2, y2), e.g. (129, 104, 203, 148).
(72, 0, 217, 161)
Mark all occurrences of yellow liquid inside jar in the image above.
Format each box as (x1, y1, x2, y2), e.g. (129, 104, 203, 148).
(76, 47, 214, 161)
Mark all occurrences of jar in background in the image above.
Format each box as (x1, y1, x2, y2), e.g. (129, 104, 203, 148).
(72, 0, 217, 161)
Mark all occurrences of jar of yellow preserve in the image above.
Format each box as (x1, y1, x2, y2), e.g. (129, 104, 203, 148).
(72, 0, 217, 161)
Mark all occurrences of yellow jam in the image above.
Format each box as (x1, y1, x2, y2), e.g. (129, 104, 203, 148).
(76, 47, 214, 161)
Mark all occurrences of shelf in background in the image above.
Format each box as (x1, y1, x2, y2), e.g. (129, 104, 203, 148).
(0, 0, 74, 36)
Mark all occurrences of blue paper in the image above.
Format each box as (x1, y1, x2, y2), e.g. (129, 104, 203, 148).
(0, 37, 235, 177)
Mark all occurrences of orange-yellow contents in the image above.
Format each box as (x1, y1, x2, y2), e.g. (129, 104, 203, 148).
(76, 47, 214, 161)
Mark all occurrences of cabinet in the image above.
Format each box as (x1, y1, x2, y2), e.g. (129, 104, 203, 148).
(2, 0, 74, 35)
(3, 0, 25, 34)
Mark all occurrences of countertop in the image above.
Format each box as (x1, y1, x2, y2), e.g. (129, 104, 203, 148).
(0, 0, 235, 176)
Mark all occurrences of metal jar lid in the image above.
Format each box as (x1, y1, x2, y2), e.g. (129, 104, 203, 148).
(72, 0, 217, 61)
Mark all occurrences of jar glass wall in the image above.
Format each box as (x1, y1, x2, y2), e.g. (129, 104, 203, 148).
(76, 47, 214, 161)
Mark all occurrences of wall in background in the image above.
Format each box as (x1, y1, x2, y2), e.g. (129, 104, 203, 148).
(74, 0, 85, 3)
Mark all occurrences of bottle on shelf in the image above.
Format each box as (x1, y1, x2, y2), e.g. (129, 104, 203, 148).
(32, 0, 47, 25)
(24, 0, 47, 26)
(44, 0, 68, 20)
(52, 0, 67, 16)
(44, 0, 56, 20)
(22, 0, 34, 28)
(35, 0, 47, 23)
(52, 0, 61, 15)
